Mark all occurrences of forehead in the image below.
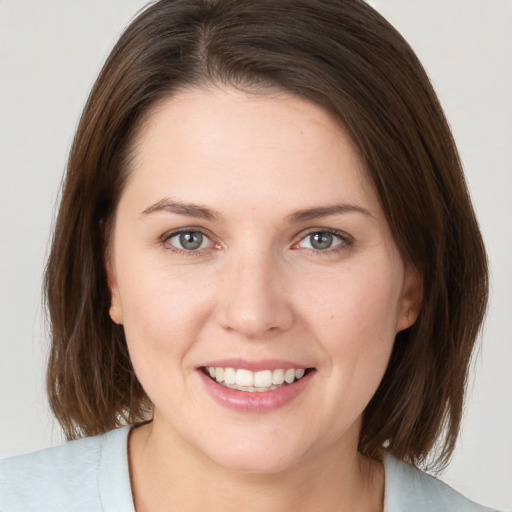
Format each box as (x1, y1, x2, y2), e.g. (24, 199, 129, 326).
(123, 87, 379, 218)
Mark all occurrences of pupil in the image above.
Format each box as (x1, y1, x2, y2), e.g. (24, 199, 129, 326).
(180, 232, 203, 250)
(311, 232, 332, 250)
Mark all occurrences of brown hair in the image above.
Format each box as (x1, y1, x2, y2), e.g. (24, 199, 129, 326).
(45, 0, 488, 469)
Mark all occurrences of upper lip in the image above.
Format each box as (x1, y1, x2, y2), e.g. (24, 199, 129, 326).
(200, 358, 311, 372)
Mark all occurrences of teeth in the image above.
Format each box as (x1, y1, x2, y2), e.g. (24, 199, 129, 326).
(206, 366, 308, 392)
(224, 367, 236, 385)
(284, 369, 295, 384)
(223, 383, 281, 392)
(272, 369, 285, 385)
(236, 369, 254, 387)
(254, 370, 272, 387)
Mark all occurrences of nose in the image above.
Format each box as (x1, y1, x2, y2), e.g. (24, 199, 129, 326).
(216, 250, 294, 339)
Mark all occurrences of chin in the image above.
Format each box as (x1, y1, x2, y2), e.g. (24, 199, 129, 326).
(207, 449, 299, 475)
(198, 433, 307, 475)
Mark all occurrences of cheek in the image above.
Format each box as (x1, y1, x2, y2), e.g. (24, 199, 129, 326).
(304, 262, 403, 346)
(116, 262, 217, 379)
(300, 260, 403, 397)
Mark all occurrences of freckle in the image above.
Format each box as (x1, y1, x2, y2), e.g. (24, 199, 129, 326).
(330, 315, 334, 320)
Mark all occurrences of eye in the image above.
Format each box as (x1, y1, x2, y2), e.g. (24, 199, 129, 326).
(295, 230, 350, 251)
(306, 232, 337, 250)
(165, 230, 213, 251)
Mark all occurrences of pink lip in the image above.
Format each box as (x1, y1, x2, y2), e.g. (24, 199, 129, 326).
(200, 358, 308, 372)
(198, 368, 315, 413)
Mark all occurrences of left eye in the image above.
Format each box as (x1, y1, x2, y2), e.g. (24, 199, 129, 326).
(296, 231, 343, 250)
(166, 231, 212, 251)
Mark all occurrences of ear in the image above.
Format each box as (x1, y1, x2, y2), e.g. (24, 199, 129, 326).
(105, 256, 123, 325)
(396, 264, 422, 333)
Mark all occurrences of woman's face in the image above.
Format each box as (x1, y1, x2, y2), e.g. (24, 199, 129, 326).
(108, 88, 420, 473)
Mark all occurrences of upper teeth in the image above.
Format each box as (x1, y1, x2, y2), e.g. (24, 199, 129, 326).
(207, 367, 306, 388)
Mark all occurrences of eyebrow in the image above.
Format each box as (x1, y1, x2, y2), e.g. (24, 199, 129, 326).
(285, 204, 374, 223)
(141, 198, 223, 222)
(141, 198, 373, 224)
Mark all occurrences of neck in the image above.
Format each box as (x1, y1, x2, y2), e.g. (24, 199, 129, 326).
(128, 421, 384, 512)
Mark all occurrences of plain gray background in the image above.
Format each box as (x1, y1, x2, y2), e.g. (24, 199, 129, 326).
(1, 1, 511, 510)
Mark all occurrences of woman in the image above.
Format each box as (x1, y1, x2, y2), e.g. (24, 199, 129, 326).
(0, 1, 500, 510)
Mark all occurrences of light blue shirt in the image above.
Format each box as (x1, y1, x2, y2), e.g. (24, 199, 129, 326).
(0, 426, 499, 511)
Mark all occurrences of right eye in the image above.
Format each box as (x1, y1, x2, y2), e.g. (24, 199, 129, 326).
(165, 230, 214, 252)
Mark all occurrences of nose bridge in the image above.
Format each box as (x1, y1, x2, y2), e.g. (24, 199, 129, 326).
(218, 243, 293, 338)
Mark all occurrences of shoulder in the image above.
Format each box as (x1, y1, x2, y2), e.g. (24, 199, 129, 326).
(0, 426, 134, 512)
(383, 453, 500, 512)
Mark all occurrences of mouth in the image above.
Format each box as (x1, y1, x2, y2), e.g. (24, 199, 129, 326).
(201, 366, 314, 393)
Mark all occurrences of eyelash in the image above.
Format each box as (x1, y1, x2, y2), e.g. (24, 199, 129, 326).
(161, 228, 219, 256)
(291, 229, 354, 256)
(160, 228, 354, 256)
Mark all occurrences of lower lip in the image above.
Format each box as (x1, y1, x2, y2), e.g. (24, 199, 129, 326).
(199, 369, 314, 412)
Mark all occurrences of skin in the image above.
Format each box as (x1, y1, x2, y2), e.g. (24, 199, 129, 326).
(107, 87, 421, 512)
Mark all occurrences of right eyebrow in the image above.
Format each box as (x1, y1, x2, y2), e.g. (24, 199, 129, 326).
(140, 198, 223, 222)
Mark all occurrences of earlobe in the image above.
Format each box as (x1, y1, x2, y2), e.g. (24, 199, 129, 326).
(396, 265, 422, 333)
(109, 301, 123, 325)
(105, 257, 123, 325)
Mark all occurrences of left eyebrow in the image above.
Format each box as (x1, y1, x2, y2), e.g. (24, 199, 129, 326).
(140, 198, 223, 222)
(286, 204, 374, 223)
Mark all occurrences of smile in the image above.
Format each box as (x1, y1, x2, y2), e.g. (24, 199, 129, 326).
(204, 367, 308, 392)
(199, 364, 315, 412)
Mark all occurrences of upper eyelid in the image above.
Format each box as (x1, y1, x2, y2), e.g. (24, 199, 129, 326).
(161, 226, 213, 241)
(294, 227, 353, 242)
